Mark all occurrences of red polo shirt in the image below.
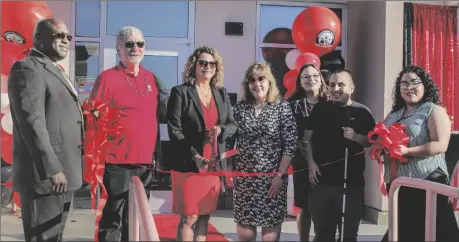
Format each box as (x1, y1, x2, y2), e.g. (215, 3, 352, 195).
(89, 63, 158, 165)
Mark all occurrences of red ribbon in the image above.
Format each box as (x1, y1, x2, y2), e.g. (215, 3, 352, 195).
(82, 100, 122, 242)
(368, 122, 410, 196)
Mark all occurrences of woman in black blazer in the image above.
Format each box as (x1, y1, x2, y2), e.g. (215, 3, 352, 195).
(167, 46, 237, 241)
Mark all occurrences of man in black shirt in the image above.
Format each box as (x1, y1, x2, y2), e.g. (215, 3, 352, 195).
(302, 69, 376, 242)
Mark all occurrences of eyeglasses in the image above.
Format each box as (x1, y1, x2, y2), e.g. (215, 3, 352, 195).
(198, 60, 217, 68)
(123, 41, 145, 48)
(52, 32, 72, 41)
(249, 76, 267, 83)
(301, 74, 321, 81)
(400, 80, 423, 89)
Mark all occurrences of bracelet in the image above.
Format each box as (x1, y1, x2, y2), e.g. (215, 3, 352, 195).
(276, 172, 287, 179)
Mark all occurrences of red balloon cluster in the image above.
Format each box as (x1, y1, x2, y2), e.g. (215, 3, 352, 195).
(283, 6, 342, 97)
(1, 1, 53, 47)
(1, 1, 53, 209)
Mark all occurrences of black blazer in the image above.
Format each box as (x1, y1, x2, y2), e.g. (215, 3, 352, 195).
(8, 50, 83, 193)
(167, 84, 237, 172)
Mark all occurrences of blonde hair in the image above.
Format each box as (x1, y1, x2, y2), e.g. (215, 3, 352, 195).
(240, 62, 280, 104)
(182, 46, 224, 88)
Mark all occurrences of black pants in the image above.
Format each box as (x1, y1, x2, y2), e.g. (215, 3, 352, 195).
(309, 185, 364, 242)
(19, 190, 74, 242)
(98, 164, 152, 242)
(381, 170, 459, 242)
(293, 167, 312, 241)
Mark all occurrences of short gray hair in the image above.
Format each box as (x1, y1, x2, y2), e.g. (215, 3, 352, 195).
(116, 26, 144, 49)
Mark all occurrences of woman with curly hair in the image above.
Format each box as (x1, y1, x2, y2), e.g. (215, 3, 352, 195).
(380, 65, 459, 242)
(167, 46, 237, 241)
(232, 62, 298, 241)
(287, 64, 328, 241)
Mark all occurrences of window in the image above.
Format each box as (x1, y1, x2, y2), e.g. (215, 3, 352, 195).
(106, 1, 189, 38)
(116, 55, 179, 94)
(75, 42, 100, 101)
(71, 0, 193, 103)
(142, 56, 178, 93)
(75, 0, 100, 38)
(257, 3, 347, 95)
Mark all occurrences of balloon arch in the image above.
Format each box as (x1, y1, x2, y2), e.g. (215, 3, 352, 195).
(1, 1, 53, 208)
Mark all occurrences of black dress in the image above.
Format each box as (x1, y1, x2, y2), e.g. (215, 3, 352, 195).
(289, 98, 315, 208)
(232, 100, 298, 227)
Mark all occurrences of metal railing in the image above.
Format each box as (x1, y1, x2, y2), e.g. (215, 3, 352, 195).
(128, 176, 160, 241)
(388, 177, 459, 241)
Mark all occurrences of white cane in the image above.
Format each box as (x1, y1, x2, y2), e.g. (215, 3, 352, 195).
(340, 147, 349, 242)
(340, 108, 352, 242)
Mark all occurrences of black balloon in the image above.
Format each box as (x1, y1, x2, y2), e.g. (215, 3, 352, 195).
(1, 165, 13, 183)
(320, 52, 345, 72)
(1, 185, 13, 208)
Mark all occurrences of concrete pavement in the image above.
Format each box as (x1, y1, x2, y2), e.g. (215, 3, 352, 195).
(1, 206, 387, 241)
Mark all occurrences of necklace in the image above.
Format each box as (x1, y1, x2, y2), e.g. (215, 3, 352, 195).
(303, 98, 316, 117)
(254, 103, 266, 110)
(124, 74, 151, 96)
(196, 86, 212, 99)
(253, 102, 266, 118)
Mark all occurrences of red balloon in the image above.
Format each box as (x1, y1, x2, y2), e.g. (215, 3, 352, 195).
(283, 70, 299, 92)
(284, 89, 295, 100)
(1, 39, 28, 76)
(292, 6, 342, 57)
(1, 113, 13, 165)
(1, 1, 53, 48)
(295, 52, 321, 70)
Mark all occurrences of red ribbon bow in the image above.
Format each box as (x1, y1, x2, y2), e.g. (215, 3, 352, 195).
(368, 122, 409, 163)
(367, 122, 410, 196)
(82, 100, 122, 241)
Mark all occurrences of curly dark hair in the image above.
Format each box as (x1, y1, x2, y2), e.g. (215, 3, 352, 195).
(288, 64, 329, 102)
(391, 65, 440, 112)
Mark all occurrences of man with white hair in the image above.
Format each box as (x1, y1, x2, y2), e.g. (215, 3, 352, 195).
(88, 26, 164, 242)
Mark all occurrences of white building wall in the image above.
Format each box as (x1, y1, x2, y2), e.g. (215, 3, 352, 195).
(195, 1, 257, 95)
(46, 1, 72, 76)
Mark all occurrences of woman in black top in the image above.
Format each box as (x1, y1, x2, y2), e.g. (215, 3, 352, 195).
(288, 64, 329, 241)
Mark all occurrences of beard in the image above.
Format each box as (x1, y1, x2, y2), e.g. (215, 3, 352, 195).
(332, 96, 350, 106)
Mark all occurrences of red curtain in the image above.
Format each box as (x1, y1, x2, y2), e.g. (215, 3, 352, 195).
(412, 4, 459, 130)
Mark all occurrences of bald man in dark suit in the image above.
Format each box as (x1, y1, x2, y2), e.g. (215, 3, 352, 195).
(8, 18, 83, 242)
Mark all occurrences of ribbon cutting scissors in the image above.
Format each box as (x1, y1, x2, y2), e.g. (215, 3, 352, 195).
(195, 127, 239, 192)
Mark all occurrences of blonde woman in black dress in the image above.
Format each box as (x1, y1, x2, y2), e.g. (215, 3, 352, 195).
(232, 62, 298, 241)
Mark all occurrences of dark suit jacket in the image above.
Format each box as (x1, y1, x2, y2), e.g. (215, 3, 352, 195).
(8, 50, 83, 194)
(167, 84, 237, 172)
